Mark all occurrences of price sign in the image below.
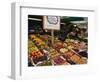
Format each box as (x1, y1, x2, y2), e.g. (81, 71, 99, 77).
(43, 16, 60, 30)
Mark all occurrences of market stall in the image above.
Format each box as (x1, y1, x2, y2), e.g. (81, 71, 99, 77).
(28, 15, 88, 66)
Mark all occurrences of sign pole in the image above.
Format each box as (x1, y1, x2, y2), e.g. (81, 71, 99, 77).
(51, 29, 54, 47)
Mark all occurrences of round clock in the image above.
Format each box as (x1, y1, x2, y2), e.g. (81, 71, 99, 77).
(46, 16, 58, 25)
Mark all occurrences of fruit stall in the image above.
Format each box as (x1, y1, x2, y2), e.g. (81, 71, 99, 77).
(28, 15, 88, 66)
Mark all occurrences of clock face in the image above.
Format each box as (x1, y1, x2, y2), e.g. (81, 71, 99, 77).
(46, 16, 58, 25)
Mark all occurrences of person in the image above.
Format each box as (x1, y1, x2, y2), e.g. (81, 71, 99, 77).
(77, 28, 87, 42)
(67, 25, 80, 40)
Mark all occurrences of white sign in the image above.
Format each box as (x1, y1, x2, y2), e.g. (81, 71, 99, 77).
(43, 16, 60, 30)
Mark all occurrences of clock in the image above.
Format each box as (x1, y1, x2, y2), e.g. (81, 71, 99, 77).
(46, 16, 58, 25)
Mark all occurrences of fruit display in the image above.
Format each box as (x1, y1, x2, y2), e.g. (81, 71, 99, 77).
(39, 35, 51, 42)
(28, 38, 47, 65)
(78, 58, 87, 64)
(54, 40, 63, 49)
(29, 35, 45, 47)
(48, 48, 59, 58)
(29, 35, 36, 40)
(28, 34, 87, 66)
(31, 51, 43, 58)
(64, 39, 87, 51)
(52, 55, 68, 65)
(60, 48, 68, 54)
(70, 54, 81, 64)
(28, 39, 39, 54)
(64, 49, 74, 58)
(28, 47, 38, 54)
(28, 34, 88, 66)
(64, 39, 79, 49)
(38, 35, 52, 47)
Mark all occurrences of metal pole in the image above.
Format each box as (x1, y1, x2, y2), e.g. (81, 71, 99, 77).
(51, 29, 54, 47)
